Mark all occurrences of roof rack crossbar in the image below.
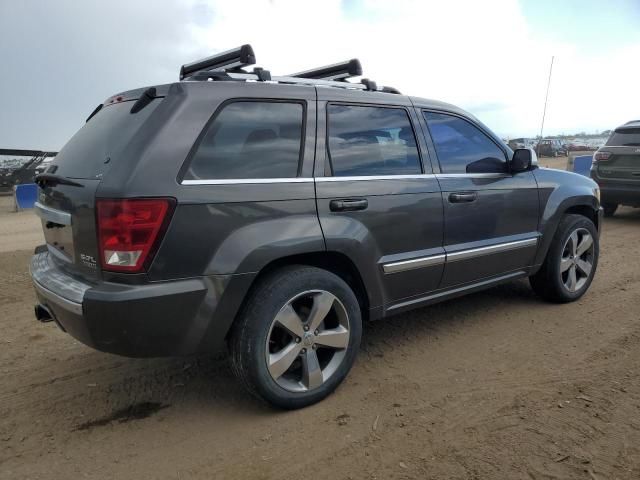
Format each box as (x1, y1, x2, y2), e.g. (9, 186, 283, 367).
(289, 59, 362, 81)
(180, 44, 256, 80)
(179, 48, 400, 93)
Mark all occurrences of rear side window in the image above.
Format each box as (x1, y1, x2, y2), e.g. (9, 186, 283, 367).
(327, 104, 421, 176)
(184, 101, 304, 180)
(606, 128, 640, 146)
(424, 111, 507, 174)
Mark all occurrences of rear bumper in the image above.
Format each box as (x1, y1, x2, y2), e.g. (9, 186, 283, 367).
(599, 184, 640, 206)
(591, 175, 640, 206)
(30, 251, 254, 357)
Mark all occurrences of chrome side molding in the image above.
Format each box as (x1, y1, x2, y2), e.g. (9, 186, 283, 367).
(382, 237, 538, 274)
(382, 254, 446, 274)
(446, 238, 538, 263)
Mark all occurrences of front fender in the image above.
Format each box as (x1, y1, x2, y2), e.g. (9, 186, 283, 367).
(532, 168, 600, 267)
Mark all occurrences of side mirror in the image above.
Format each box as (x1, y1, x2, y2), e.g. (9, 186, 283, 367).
(511, 148, 537, 173)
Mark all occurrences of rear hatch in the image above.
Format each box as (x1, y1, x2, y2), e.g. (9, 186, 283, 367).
(596, 127, 640, 183)
(36, 89, 164, 281)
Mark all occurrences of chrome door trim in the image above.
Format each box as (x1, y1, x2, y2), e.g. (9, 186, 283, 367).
(316, 174, 436, 182)
(436, 173, 511, 179)
(383, 254, 445, 274)
(181, 177, 314, 185)
(382, 237, 538, 274)
(447, 237, 538, 262)
(34, 202, 71, 226)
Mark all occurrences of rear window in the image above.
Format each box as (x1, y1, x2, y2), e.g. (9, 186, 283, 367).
(52, 100, 161, 179)
(327, 104, 421, 176)
(606, 128, 640, 146)
(184, 101, 304, 180)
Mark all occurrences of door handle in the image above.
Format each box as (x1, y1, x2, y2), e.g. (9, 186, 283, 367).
(448, 192, 477, 203)
(329, 198, 369, 212)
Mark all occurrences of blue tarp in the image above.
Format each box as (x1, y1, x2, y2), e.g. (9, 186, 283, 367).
(572, 155, 593, 177)
(14, 183, 38, 209)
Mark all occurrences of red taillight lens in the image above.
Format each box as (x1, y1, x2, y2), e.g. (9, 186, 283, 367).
(594, 151, 611, 162)
(96, 198, 175, 272)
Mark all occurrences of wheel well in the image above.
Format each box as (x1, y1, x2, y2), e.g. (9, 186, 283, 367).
(564, 205, 599, 230)
(247, 252, 370, 321)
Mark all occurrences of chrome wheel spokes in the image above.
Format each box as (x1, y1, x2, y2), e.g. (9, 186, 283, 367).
(560, 228, 595, 293)
(266, 290, 350, 392)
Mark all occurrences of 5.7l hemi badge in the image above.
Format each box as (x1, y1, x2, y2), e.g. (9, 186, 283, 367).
(80, 253, 97, 269)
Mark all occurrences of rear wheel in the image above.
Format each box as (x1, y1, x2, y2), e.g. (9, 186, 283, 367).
(602, 202, 618, 217)
(229, 266, 362, 409)
(530, 214, 599, 303)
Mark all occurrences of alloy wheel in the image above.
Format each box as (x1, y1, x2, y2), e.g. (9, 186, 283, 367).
(560, 228, 595, 293)
(265, 290, 350, 393)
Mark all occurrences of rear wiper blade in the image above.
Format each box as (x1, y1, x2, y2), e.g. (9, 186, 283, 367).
(35, 173, 84, 188)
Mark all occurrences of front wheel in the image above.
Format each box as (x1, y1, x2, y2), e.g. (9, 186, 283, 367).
(229, 266, 362, 409)
(530, 214, 599, 303)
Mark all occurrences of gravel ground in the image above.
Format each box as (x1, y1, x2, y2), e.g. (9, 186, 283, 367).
(2, 161, 640, 479)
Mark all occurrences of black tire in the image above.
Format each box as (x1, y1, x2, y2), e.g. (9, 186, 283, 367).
(229, 266, 362, 409)
(602, 202, 618, 217)
(530, 214, 599, 303)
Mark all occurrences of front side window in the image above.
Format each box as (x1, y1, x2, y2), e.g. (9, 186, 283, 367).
(327, 104, 421, 176)
(184, 101, 304, 180)
(424, 111, 507, 174)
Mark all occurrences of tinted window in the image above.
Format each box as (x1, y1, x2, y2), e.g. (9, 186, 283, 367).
(606, 128, 640, 146)
(327, 105, 421, 176)
(185, 101, 303, 180)
(52, 100, 161, 179)
(424, 111, 507, 174)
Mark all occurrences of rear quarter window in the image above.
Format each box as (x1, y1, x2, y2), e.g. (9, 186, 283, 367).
(183, 101, 304, 180)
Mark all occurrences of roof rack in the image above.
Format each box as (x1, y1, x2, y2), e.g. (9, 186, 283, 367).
(179, 45, 400, 94)
(180, 44, 256, 80)
(289, 59, 362, 81)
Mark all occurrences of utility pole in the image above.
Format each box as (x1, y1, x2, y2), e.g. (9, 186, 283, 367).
(538, 56, 554, 155)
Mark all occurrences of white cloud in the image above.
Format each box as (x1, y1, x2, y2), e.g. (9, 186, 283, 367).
(190, 0, 639, 137)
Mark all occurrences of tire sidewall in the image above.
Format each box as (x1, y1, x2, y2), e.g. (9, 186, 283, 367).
(547, 216, 599, 301)
(241, 267, 362, 409)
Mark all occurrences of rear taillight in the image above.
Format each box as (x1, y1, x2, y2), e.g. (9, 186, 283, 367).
(96, 198, 175, 273)
(594, 151, 611, 162)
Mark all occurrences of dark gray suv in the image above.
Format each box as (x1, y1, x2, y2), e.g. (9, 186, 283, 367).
(591, 120, 640, 216)
(30, 46, 603, 408)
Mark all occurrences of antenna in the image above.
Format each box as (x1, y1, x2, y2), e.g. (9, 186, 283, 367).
(537, 56, 554, 154)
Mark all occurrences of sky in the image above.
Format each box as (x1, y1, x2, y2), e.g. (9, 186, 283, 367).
(0, 0, 639, 151)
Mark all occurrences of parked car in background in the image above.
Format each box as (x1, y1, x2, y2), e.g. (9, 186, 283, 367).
(591, 120, 640, 216)
(537, 139, 567, 157)
(29, 45, 603, 409)
(508, 138, 536, 151)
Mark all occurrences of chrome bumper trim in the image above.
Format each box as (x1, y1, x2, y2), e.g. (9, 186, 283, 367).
(32, 278, 83, 315)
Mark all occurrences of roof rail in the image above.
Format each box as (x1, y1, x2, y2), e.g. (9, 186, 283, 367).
(180, 44, 256, 80)
(289, 59, 362, 81)
(179, 46, 400, 94)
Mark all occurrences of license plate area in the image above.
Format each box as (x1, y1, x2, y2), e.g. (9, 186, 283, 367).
(35, 202, 75, 262)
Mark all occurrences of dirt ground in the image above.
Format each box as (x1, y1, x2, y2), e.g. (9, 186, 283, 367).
(2, 160, 640, 479)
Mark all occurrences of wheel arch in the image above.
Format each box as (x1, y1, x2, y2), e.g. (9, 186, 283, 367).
(225, 251, 374, 343)
(533, 197, 600, 270)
